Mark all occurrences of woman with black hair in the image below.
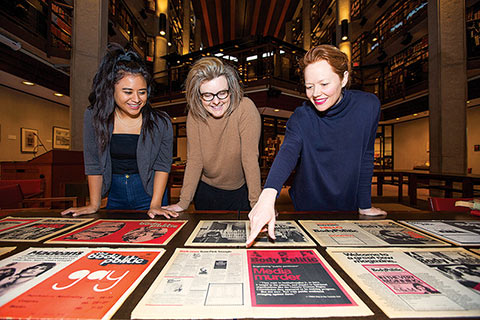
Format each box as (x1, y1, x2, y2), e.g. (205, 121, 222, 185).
(62, 43, 176, 218)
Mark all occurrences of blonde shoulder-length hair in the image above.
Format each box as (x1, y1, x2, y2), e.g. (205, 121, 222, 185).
(185, 57, 243, 120)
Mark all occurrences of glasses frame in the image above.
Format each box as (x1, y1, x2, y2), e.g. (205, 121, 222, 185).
(200, 89, 230, 102)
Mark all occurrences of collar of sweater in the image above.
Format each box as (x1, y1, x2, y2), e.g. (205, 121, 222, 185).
(312, 89, 351, 118)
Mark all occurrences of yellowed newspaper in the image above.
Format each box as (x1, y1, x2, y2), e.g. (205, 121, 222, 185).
(185, 220, 315, 247)
(131, 248, 372, 319)
(327, 247, 480, 318)
(0, 247, 15, 256)
(300, 220, 449, 247)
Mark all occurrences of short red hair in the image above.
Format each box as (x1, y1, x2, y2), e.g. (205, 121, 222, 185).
(300, 45, 351, 84)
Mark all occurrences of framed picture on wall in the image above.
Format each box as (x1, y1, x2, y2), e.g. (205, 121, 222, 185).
(20, 127, 38, 153)
(52, 126, 70, 150)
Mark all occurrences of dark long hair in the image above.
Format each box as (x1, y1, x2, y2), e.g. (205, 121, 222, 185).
(88, 43, 169, 151)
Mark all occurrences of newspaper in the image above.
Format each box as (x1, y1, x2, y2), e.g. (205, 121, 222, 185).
(0, 217, 43, 232)
(0, 247, 15, 257)
(327, 247, 480, 318)
(131, 248, 372, 319)
(0, 217, 92, 242)
(185, 220, 315, 247)
(299, 220, 449, 247)
(47, 219, 187, 245)
(401, 220, 480, 246)
(0, 247, 165, 319)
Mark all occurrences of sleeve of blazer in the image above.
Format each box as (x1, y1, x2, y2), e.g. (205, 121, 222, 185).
(83, 108, 102, 175)
(152, 116, 173, 173)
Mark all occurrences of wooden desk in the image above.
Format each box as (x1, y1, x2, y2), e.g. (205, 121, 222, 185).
(403, 170, 480, 205)
(373, 170, 405, 201)
(0, 209, 478, 320)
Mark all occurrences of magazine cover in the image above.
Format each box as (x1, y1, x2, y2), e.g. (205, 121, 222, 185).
(131, 248, 372, 319)
(0, 217, 44, 232)
(185, 220, 315, 247)
(47, 219, 187, 245)
(400, 220, 480, 246)
(0, 247, 165, 319)
(299, 220, 450, 247)
(327, 247, 480, 318)
(0, 217, 93, 242)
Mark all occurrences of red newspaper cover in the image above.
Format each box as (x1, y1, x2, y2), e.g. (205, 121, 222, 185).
(48, 219, 187, 245)
(247, 249, 358, 307)
(0, 249, 164, 319)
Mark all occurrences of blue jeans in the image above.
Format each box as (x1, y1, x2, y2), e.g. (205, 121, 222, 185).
(107, 174, 150, 210)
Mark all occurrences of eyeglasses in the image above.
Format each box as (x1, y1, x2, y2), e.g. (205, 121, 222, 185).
(200, 89, 230, 101)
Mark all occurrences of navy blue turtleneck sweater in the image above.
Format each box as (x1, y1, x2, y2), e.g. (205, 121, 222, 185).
(264, 90, 380, 211)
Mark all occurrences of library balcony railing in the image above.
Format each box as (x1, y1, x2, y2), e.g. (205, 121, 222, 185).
(1, 0, 72, 59)
(152, 36, 306, 103)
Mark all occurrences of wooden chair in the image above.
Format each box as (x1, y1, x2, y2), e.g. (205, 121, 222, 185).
(0, 183, 77, 209)
(0, 179, 44, 198)
(0, 184, 24, 209)
(428, 197, 473, 212)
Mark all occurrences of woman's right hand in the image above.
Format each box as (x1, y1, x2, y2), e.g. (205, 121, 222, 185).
(161, 203, 184, 213)
(61, 204, 100, 217)
(246, 188, 278, 247)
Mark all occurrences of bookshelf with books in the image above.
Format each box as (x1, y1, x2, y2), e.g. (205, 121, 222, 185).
(381, 36, 428, 102)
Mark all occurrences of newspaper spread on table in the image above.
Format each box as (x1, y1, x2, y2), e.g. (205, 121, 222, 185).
(47, 219, 187, 245)
(185, 220, 315, 247)
(131, 248, 372, 319)
(327, 247, 480, 318)
(299, 220, 450, 247)
(0, 217, 43, 232)
(400, 220, 480, 246)
(0, 217, 93, 242)
(0, 247, 15, 257)
(0, 247, 165, 320)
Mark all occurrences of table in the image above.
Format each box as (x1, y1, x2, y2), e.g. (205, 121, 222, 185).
(0, 209, 478, 320)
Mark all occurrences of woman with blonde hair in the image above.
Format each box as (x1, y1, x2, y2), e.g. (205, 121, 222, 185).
(247, 44, 386, 246)
(163, 57, 261, 212)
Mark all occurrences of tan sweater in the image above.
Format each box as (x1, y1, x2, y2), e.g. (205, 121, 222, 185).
(177, 97, 262, 209)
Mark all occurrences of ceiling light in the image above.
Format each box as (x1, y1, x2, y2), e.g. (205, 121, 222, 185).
(22, 81, 35, 86)
(413, 113, 418, 116)
(54, 93, 64, 97)
(395, 118, 400, 120)
(372, 37, 378, 42)
(173, 117, 177, 120)
(274, 109, 280, 112)
(167, 42, 172, 46)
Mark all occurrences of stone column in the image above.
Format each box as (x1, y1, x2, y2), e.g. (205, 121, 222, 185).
(336, 0, 351, 61)
(182, 0, 191, 55)
(428, 0, 467, 174)
(302, 0, 311, 51)
(154, 0, 168, 83)
(70, 0, 108, 151)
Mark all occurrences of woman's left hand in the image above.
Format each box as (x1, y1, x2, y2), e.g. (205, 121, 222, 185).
(359, 207, 387, 216)
(147, 207, 180, 219)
